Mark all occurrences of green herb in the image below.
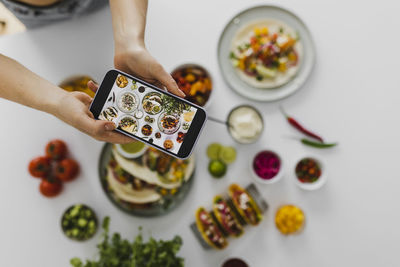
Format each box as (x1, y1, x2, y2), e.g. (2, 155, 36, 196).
(229, 52, 238, 60)
(70, 217, 184, 267)
(279, 27, 284, 33)
(301, 138, 337, 148)
(271, 61, 279, 68)
(162, 94, 190, 115)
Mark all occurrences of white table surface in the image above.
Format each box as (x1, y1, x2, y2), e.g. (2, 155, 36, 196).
(1, 0, 400, 266)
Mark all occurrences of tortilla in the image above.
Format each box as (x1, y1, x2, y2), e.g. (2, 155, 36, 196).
(228, 184, 262, 226)
(231, 19, 303, 89)
(212, 195, 243, 237)
(106, 166, 161, 204)
(112, 147, 195, 189)
(195, 207, 228, 249)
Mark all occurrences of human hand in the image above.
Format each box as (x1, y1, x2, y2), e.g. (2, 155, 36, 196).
(54, 82, 132, 144)
(114, 46, 185, 97)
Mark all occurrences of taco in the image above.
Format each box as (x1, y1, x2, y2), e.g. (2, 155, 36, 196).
(106, 160, 160, 204)
(212, 195, 243, 237)
(228, 184, 262, 226)
(112, 147, 194, 189)
(195, 207, 228, 249)
(230, 19, 302, 89)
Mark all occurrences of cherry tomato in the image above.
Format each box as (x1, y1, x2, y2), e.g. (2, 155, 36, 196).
(45, 139, 67, 160)
(39, 179, 63, 197)
(55, 158, 79, 182)
(28, 156, 51, 178)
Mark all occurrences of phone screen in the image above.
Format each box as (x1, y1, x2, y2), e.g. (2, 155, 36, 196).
(96, 72, 204, 158)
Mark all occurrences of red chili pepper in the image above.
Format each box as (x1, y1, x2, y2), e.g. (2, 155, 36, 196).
(280, 107, 324, 143)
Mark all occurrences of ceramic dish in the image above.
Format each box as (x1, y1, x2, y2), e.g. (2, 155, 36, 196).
(293, 155, 327, 190)
(115, 142, 148, 159)
(250, 149, 284, 184)
(117, 90, 139, 113)
(157, 112, 181, 135)
(217, 5, 315, 102)
(60, 204, 98, 241)
(226, 105, 264, 144)
(98, 143, 195, 217)
(59, 75, 96, 98)
(171, 63, 213, 108)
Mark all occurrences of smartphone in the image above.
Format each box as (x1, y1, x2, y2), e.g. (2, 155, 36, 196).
(90, 69, 207, 159)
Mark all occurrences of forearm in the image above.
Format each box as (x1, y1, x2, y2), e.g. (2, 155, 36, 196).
(0, 54, 66, 115)
(109, 0, 148, 51)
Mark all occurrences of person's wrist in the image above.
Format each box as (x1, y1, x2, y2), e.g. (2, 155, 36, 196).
(114, 40, 146, 69)
(114, 33, 145, 55)
(45, 87, 68, 119)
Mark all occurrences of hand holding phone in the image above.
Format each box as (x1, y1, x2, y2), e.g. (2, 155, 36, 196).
(90, 70, 207, 159)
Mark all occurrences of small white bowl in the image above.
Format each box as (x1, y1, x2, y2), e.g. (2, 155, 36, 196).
(250, 149, 284, 185)
(293, 155, 327, 190)
(115, 142, 148, 159)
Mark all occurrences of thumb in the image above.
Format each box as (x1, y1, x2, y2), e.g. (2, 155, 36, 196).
(88, 119, 116, 132)
(102, 120, 117, 131)
(153, 65, 185, 98)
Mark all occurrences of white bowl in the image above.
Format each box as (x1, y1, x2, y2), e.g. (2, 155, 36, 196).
(115, 142, 147, 159)
(250, 149, 284, 185)
(293, 155, 327, 190)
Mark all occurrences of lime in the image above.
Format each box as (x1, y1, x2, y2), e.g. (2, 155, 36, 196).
(208, 160, 227, 178)
(219, 146, 237, 164)
(206, 143, 222, 160)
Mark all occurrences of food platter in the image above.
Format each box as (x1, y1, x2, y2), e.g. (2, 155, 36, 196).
(98, 143, 195, 217)
(217, 5, 316, 102)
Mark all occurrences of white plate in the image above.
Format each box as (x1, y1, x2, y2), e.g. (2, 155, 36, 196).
(217, 5, 316, 102)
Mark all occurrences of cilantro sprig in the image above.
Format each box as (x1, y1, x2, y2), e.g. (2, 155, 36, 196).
(70, 217, 184, 267)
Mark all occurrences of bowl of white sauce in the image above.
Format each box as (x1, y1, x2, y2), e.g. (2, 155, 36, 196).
(227, 105, 264, 144)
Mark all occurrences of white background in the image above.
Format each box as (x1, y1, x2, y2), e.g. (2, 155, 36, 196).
(1, 0, 399, 266)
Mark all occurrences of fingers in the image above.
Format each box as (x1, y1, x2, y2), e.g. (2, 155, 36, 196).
(72, 91, 93, 106)
(152, 65, 186, 98)
(100, 128, 134, 144)
(87, 80, 99, 93)
(78, 115, 133, 144)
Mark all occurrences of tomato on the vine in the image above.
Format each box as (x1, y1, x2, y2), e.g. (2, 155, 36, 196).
(45, 139, 67, 160)
(39, 179, 63, 197)
(28, 156, 51, 178)
(55, 159, 79, 182)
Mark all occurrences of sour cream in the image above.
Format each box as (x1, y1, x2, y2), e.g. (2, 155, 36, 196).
(227, 106, 263, 143)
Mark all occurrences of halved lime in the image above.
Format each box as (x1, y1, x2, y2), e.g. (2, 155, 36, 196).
(219, 146, 237, 164)
(206, 143, 222, 160)
(208, 160, 227, 178)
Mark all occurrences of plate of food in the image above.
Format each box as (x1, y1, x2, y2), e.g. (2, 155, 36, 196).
(218, 5, 315, 101)
(98, 143, 195, 216)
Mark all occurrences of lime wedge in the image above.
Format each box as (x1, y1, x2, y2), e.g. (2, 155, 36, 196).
(219, 146, 237, 164)
(206, 143, 222, 160)
(208, 160, 227, 178)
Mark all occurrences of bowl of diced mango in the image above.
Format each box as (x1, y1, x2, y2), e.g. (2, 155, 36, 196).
(275, 204, 305, 235)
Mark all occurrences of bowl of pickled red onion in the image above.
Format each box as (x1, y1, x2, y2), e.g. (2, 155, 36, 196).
(250, 149, 284, 184)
